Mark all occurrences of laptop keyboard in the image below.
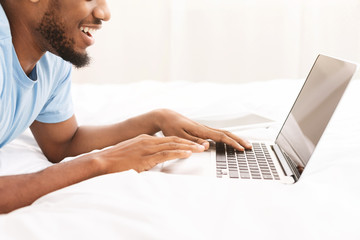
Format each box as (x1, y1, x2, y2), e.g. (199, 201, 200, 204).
(216, 142, 280, 180)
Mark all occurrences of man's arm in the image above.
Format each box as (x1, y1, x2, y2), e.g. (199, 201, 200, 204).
(0, 154, 101, 214)
(0, 134, 204, 213)
(31, 109, 251, 163)
(1, 108, 250, 213)
(30, 110, 163, 163)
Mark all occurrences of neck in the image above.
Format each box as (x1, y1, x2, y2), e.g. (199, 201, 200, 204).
(2, 2, 46, 75)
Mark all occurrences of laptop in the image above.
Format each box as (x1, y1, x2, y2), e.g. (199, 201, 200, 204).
(157, 54, 357, 184)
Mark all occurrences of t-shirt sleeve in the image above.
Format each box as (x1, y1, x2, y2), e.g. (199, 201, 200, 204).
(35, 64, 74, 123)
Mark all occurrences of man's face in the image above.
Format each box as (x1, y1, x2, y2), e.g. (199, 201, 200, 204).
(36, 0, 110, 68)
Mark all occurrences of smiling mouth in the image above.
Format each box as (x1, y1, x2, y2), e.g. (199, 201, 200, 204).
(80, 26, 97, 38)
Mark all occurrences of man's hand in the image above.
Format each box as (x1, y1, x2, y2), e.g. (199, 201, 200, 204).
(0, 134, 205, 213)
(153, 109, 252, 151)
(93, 134, 206, 173)
(4, 109, 251, 213)
(31, 109, 251, 164)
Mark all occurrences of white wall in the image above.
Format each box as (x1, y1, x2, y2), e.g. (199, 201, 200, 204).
(72, 0, 360, 84)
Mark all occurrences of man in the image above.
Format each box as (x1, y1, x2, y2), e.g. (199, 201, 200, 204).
(0, 0, 251, 214)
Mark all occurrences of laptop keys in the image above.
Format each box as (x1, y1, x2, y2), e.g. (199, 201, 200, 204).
(216, 142, 280, 180)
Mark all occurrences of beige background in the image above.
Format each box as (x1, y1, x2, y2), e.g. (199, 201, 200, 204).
(72, 0, 360, 84)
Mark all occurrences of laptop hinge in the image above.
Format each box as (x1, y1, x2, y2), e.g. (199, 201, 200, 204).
(272, 145, 300, 183)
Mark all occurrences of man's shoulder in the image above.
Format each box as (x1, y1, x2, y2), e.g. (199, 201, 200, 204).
(0, 5, 11, 41)
(0, 3, 11, 92)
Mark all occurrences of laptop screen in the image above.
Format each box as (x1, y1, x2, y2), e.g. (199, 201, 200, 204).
(275, 55, 357, 168)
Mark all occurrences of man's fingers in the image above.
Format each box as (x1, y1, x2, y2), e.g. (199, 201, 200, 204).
(156, 142, 205, 153)
(216, 133, 245, 151)
(151, 150, 193, 164)
(182, 133, 210, 150)
(137, 135, 206, 156)
(194, 127, 251, 151)
(157, 135, 206, 152)
(153, 135, 201, 146)
(216, 129, 252, 149)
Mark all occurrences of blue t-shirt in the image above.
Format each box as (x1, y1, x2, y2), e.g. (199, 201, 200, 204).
(0, 5, 74, 147)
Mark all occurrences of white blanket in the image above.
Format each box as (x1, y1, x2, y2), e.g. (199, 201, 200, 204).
(0, 79, 359, 240)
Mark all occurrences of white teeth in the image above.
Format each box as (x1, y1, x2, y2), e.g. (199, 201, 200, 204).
(80, 26, 96, 35)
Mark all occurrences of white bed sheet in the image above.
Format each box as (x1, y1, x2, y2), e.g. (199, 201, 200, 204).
(0, 79, 359, 240)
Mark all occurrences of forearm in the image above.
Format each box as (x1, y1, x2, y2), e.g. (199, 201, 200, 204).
(1, 131, 205, 213)
(65, 110, 163, 158)
(0, 154, 103, 214)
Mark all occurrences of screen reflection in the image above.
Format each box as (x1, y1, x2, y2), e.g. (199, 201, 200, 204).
(276, 55, 357, 168)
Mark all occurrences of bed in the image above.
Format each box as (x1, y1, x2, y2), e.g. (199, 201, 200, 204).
(0, 79, 359, 240)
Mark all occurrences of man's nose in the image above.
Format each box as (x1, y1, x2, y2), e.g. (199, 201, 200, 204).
(93, 0, 111, 22)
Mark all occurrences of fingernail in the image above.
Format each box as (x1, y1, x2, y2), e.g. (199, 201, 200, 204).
(238, 144, 245, 151)
(197, 144, 205, 150)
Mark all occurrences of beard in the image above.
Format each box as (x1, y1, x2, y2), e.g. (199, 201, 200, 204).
(36, 6, 90, 68)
